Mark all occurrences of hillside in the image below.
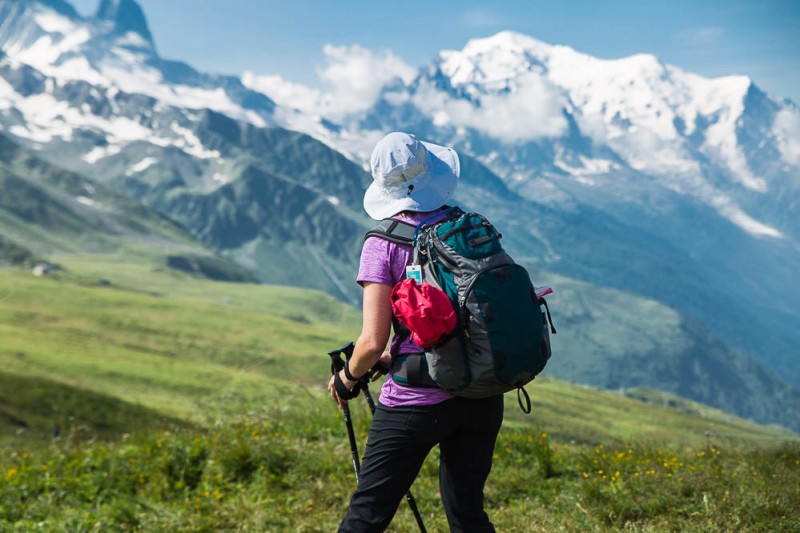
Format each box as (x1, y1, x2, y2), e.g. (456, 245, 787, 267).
(0, 132, 256, 282)
(1, 263, 797, 531)
(3, 118, 799, 433)
(1, 0, 798, 394)
(2, 260, 792, 444)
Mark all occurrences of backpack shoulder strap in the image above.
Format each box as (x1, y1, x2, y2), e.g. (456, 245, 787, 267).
(365, 206, 464, 245)
(364, 218, 417, 245)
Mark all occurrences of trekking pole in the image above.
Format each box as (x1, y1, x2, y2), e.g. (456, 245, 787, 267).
(332, 342, 428, 533)
(328, 345, 361, 481)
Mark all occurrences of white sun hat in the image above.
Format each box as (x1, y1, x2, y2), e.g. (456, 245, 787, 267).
(363, 132, 460, 220)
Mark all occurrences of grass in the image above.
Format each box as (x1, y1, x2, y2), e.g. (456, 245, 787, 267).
(1, 258, 798, 532)
(3, 398, 798, 532)
(0, 257, 360, 422)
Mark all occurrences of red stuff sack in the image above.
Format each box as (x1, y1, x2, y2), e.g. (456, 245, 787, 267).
(390, 278, 457, 348)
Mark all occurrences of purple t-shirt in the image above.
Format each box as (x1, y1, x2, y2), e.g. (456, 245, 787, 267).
(357, 209, 454, 407)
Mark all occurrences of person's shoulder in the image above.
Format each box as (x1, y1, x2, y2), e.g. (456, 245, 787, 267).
(363, 234, 393, 253)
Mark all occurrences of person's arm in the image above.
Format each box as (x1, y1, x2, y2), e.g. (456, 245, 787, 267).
(329, 281, 393, 408)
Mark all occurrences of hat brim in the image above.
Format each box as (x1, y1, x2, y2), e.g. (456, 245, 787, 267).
(364, 141, 460, 220)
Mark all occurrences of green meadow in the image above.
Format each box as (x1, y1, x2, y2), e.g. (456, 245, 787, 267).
(1, 257, 798, 532)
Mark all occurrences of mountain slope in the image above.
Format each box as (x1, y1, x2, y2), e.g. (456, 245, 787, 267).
(1, 0, 799, 430)
(76, 111, 373, 303)
(4, 117, 798, 431)
(545, 272, 800, 431)
(0, 131, 189, 250)
(1, 260, 795, 444)
(0, 131, 255, 281)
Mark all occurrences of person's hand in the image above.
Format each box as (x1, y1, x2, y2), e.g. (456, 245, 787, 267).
(328, 369, 358, 409)
(371, 351, 392, 381)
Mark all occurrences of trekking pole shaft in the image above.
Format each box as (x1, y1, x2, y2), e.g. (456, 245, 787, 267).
(408, 498, 427, 533)
(329, 344, 361, 482)
(361, 381, 377, 414)
(342, 403, 361, 481)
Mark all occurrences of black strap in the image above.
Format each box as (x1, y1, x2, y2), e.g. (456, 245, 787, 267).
(517, 386, 532, 414)
(343, 358, 359, 381)
(406, 355, 425, 384)
(334, 370, 361, 400)
(365, 218, 418, 347)
(364, 218, 416, 244)
(540, 298, 557, 334)
(390, 354, 439, 388)
(364, 206, 463, 246)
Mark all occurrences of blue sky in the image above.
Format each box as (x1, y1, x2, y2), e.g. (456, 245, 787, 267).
(70, 0, 800, 103)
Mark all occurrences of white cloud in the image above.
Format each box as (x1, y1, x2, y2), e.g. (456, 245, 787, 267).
(610, 127, 700, 176)
(709, 194, 782, 238)
(242, 44, 415, 120)
(241, 72, 322, 114)
(413, 72, 568, 143)
(774, 107, 800, 166)
(316, 44, 416, 117)
(574, 112, 609, 144)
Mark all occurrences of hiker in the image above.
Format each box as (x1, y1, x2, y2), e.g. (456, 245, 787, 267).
(328, 132, 504, 532)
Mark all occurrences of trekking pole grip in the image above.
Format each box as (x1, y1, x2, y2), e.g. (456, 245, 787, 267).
(328, 342, 360, 399)
(328, 342, 355, 374)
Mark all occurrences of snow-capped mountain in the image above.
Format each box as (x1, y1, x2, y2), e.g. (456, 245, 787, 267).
(343, 31, 799, 239)
(0, 0, 276, 155)
(289, 31, 800, 388)
(0, 0, 376, 305)
(2, 0, 800, 428)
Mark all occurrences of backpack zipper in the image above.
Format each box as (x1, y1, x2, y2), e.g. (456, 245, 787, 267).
(439, 220, 498, 242)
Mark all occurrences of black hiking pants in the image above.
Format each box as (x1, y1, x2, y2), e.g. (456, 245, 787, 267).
(338, 394, 504, 533)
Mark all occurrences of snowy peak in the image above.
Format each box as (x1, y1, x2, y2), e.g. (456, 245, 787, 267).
(457, 30, 555, 60)
(427, 30, 770, 164)
(0, 0, 76, 18)
(0, 0, 283, 172)
(439, 31, 556, 88)
(434, 29, 757, 119)
(94, 0, 153, 48)
(0, 0, 156, 70)
(353, 29, 797, 242)
(0, 0, 275, 125)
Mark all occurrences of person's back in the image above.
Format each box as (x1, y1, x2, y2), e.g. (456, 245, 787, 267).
(328, 132, 503, 532)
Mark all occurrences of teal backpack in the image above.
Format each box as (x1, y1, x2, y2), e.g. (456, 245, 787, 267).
(366, 207, 556, 412)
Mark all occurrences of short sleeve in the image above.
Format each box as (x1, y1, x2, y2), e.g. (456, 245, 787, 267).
(357, 237, 394, 286)
(356, 236, 414, 287)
